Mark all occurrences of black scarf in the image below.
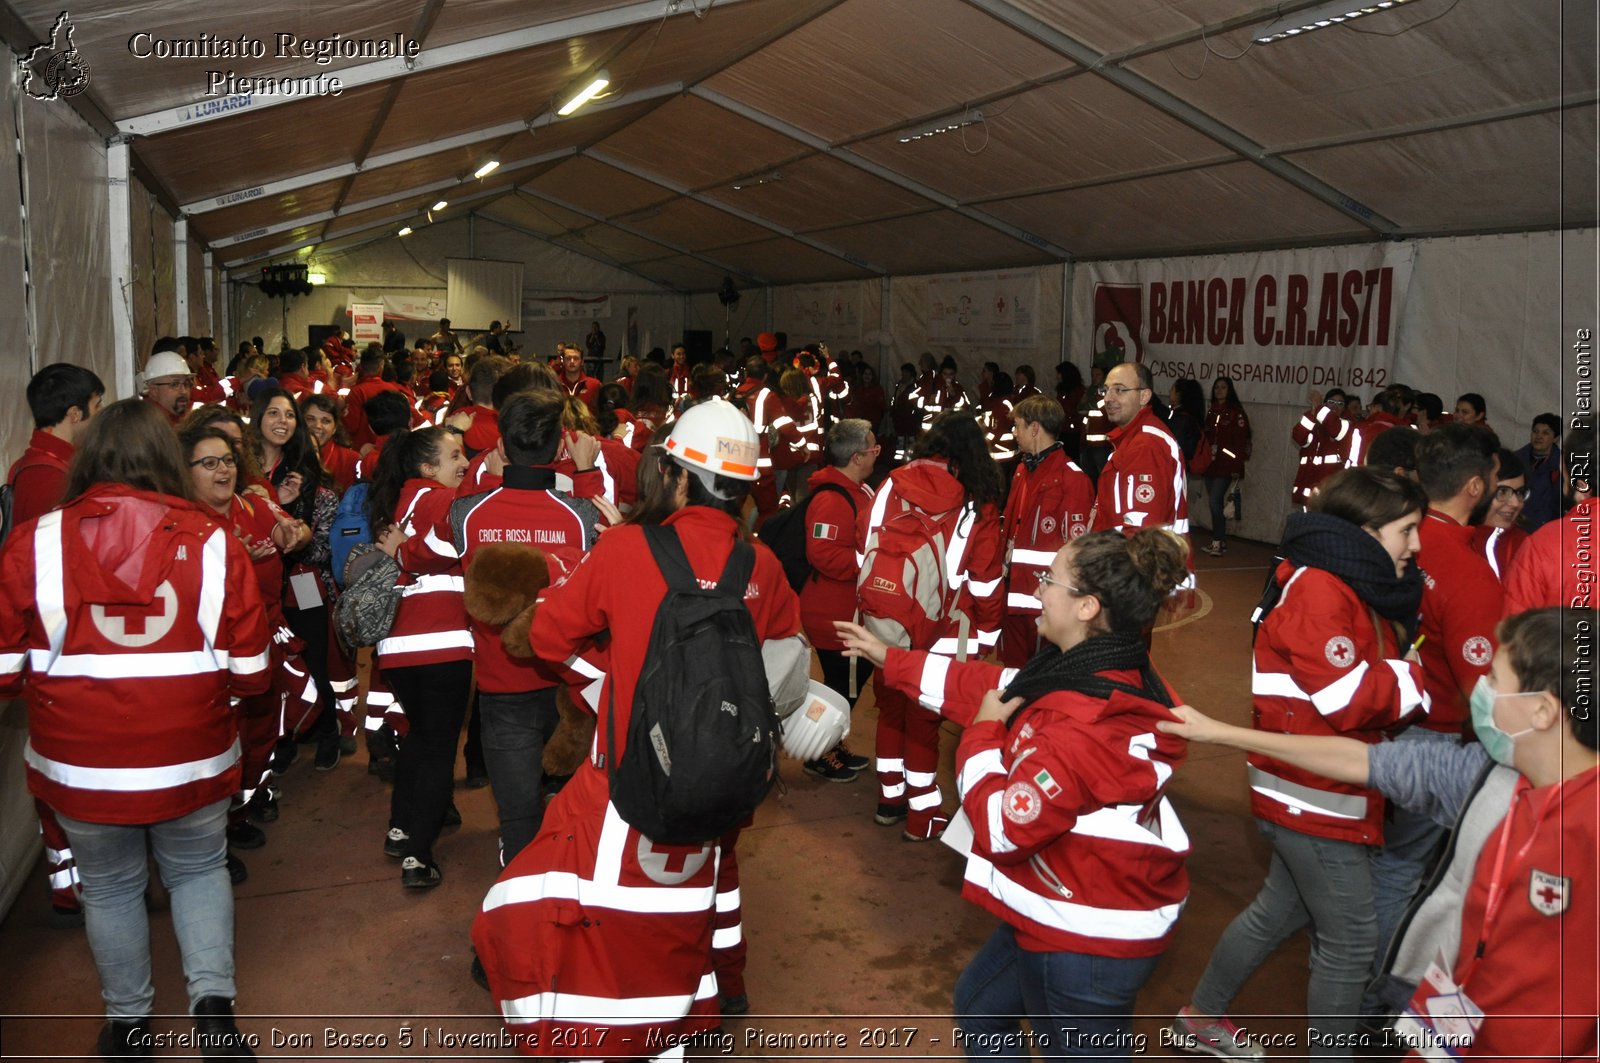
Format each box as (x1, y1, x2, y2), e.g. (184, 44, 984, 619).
(1001, 631, 1173, 715)
(1276, 512, 1423, 642)
(1019, 441, 1062, 474)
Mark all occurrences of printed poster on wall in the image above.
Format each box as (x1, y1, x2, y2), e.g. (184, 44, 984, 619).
(926, 269, 1040, 348)
(1072, 243, 1416, 406)
(349, 303, 384, 346)
(345, 292, 445, 321)
(522, 294, 612, 321)
(783, 284, 862, 345)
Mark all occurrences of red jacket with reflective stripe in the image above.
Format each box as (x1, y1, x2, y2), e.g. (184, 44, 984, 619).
(1502, 499, 1596, 615)
(1290, 405, 1349, 503)
(1204, 403, 1253, 479)
(1416, 510, 1504, 734)
(798, 466, 874, 650)
(1249, 562, 1428, 844)
(0, 486, 271, 823)
(1002, 446, 1094, 617)
(382, 479, 473, 669)
(1092, 406, 1190, 539)
(881, 648, 1189, 957)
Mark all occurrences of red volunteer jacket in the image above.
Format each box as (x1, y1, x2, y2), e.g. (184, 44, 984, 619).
(982, 395, 1017, 462)
(380, 479, 473, 669)
(453, 404, 501, 457)
(1502, 498, 1596, 615)
(1249, 563, 1428, 844)
(1421, 766, 1597, 1059)
(6, 430, 73, 526)
(798, 466, 874, 651)
(278, 370, 328, 402)
(342, 374, 402, 449)
(1290, 405, 1349, 505)
(1092, 406, 1192, 553)
(1345, 410, 1409, 470)
(319, 439, 361, 493)
(862, 458, 1004, 656)
(408, 466, 602, 694)
(1416, 510, 1503, 734)
(881, 648, 1190, 957)
(739, 384, 805, 473)
(1470, 525, 1528, 584)
(0, 486, 271, 823)
(1204, 403, 1252, 479)
(562, 373, 603, 412)
(474, 506, 800, 1058)
(1002, 446, 1095, 618)
(667, 364, 691, 403)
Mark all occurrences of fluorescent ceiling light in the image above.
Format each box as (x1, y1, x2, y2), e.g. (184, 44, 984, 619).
(473, 159, 501, 179)
(397, 226, 413, 236)
(306, 272, 327, 285)
(897, 111, 984, 144)
(557, 69, 610, 117)
(1254, 0, 1415, 43)
(432, 199, 449, 211)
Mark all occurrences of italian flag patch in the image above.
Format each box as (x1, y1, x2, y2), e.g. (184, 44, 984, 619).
(1033, 767, 1062, 799)
(812, 522, 837, 540)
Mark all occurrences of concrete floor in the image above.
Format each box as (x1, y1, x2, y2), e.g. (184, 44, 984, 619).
(0, 538, 1322, 1061)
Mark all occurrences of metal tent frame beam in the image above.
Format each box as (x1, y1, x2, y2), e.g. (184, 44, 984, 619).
(963, 0, 1398, 236)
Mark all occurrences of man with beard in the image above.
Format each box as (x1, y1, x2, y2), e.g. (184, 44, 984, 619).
(1361, 421, 1502, 1023)
(140, 347, 193, 425)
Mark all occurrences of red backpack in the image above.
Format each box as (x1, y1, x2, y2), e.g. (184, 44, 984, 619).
(856, 497, 975, 653)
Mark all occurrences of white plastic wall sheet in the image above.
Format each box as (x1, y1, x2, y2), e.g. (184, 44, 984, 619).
(686, 289, 769, 355)
(0, 54, 39, 926)
(20, 94, 116, 395)
(888, 265, 1066, 382)
(1397, 230, 1589, 436)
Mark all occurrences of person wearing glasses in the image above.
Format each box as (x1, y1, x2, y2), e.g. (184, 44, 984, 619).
(1089, 363, 1194, 591)
(1472, 448, 1529, 582)
(835, 527, 1192, 1061)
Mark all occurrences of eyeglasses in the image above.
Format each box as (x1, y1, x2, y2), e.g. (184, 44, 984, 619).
(1036, 571, 1083, 596)
(189, 454, 237, 471)
(1096, 385, 1148, 398)
(1494, 485, 1530, 502)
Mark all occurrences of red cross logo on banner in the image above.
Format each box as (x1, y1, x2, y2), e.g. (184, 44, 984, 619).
(90, 581, 178, 648)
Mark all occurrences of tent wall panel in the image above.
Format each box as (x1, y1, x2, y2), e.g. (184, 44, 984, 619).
(685, 289, 772, 357)
(20, 99, 115, 395)
(187, 235, 210, 335)
(888, 264, 1066, 386)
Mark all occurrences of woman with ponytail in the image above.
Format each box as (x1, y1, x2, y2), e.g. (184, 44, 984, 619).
(837, 527, 1192, 1060)
(1168, 466, 1430, 1060)
(369, 425, 472, 889)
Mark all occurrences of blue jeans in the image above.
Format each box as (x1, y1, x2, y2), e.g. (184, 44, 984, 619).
(1191, 819, 1378, 1058)
(955, 923, 1161, 1061)
(1204, 476, 1234, 543)
(58, 799, 235, 1019)
(479, 687, 562, 863)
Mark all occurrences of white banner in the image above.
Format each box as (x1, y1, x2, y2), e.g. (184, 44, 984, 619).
(926, 268, 1040, 348)
(345, 291, 446, 321)
(522, 293, 611, 321)
(349, 303, 384, 346)
(783, 283, 862, 344)
(1073, 243, 1416, 406)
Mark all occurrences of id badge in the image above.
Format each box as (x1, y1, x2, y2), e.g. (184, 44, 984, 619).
(289, 570, 323, 611)
(1393, 951, 1483, 1060)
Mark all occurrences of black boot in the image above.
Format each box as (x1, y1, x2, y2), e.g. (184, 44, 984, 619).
(193, 996, 256, 1059)
(96, 1017, 153, 1060)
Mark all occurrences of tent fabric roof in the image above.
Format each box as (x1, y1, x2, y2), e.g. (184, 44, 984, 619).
(16, 0, 1594, 291)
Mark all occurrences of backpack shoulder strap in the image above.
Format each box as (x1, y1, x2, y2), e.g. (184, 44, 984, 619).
(810, 481, 858, 516)
(715, 539, 755, 600)
(643, 524, 698, 592)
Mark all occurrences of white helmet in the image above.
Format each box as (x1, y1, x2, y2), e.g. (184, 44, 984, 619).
(780, 681, 850, 762)
(141, 350, 192, 388)
(662, 398, 760, 482)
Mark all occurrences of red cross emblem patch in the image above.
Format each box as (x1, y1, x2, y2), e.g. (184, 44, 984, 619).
(1133, 483, 1156, 505)
(1325, 636, 1357, 668)
(1462, 636, 1493, 668)
(1529, 869, 1569, 916)
(1002, 781, 1042, 824)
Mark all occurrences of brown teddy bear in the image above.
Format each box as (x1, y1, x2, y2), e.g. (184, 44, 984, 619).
(463, 544, 595, 776)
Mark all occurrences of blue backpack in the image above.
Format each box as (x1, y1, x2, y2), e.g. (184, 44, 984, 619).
(330, 482, 371, 588)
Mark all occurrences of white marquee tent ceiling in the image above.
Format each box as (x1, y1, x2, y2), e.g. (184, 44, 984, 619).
(10, 0, 1595, 292)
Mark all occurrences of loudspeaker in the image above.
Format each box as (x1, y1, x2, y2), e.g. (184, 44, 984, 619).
(683, 329, 714, 366)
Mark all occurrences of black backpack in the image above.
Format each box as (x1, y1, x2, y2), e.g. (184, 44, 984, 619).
(757, 482, 856, 592)
(606, 525, 780, 844)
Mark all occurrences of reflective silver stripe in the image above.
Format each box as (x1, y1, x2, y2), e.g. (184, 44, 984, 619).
(1009, 547, 1056, 566)
(34, 512, 68, 665)
(1007, 592, 1041, 610)
(500, 972, 718, 1026)
(376, 630, 474, 656)
(401, 573, 465, 596)
(917, 653, 951, 712)
(963, 852, 1183, 941)
(1386, 658, 1429, 714)
(957, 746, 1005, 796)
(26, 737, 240, 792)
(199, 528, 227, 645)
(1310, 661, 1371, 716)
(1247, 764, 1368, 819)
(968, 575, 1002, 596)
